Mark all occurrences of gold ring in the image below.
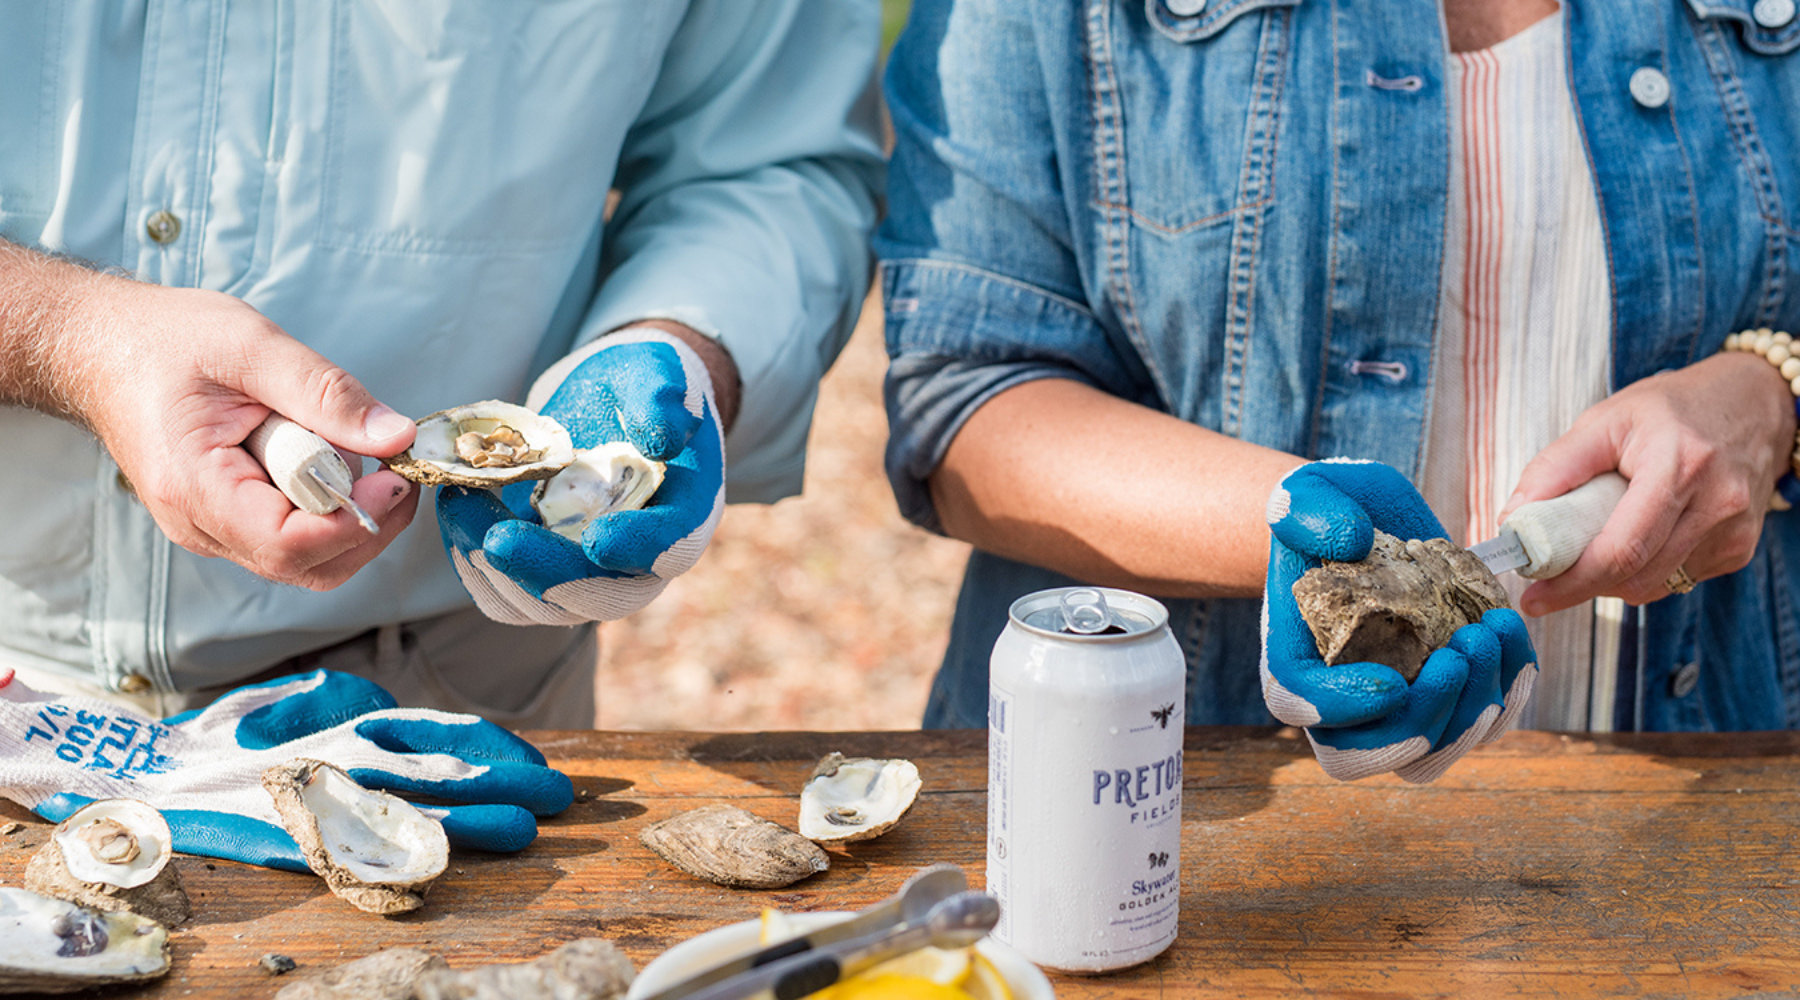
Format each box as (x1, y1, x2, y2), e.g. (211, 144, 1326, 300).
(1665, 564, 1697, 595)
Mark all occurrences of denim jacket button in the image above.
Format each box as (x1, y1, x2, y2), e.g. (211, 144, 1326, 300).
(1628, 67, 1670, 109)
(1668, 660, 1700, 699)
(1165, 0, 1207, 14)
(1755, 0, 1796, 28)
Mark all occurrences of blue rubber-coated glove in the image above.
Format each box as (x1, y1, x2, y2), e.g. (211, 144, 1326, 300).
(1262, 460, 1539, 783)
(437, 328, 725, 625)
(0, 668, 573, 872)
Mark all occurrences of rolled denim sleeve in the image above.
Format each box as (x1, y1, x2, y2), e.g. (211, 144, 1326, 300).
(877, 0, 1146, 533)
(583, 0, 884, 504)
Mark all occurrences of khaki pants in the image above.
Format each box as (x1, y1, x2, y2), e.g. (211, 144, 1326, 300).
(7, 608, 598, 730)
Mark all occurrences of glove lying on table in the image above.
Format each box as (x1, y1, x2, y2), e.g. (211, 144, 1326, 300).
(1261, 459, 1538, 783)
(0, 668, 573, 872)
(437, 327, 726, 625)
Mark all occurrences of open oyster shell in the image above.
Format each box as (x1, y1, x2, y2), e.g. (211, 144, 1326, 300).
(640, 804, 828, 890)
(797, 753, 922, 844)
(0, 887, 170, 993)
(384, 401, 576, 488)
(24, 799, 190, 928)
(262, 759, 450, 916)
(531, 443, 666, 542)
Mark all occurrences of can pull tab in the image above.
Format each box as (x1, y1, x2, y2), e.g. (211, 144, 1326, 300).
(1059, 588, 1112, 634)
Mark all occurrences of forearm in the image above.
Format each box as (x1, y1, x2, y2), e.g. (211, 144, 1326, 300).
(0, 238, 112, 424)
(929, 378, 1305, 598)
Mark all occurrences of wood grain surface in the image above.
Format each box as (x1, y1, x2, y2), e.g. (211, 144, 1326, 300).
(4, 727, 1800, 998)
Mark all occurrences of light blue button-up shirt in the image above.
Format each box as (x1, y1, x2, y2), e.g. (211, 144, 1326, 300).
(0, 1, 883, 693)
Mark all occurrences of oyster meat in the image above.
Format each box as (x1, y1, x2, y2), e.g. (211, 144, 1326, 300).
(1292, 530, 1511, 683)
(262, 759, 450, 916)
(531, 443, 665, 541)
(24, 799, 190, 928)
(798, 753, 922, 844)
(384, 401, 576, 488)
(0, 887, 170, 994)
(640, 804, 828, 889)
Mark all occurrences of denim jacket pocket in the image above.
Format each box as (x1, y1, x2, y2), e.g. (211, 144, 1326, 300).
(1146, 0, 1302, 43)
(1095, 0, 1297, 235)
(1688, 0, 1800, 55)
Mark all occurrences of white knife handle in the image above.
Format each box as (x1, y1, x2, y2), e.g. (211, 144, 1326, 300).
(243, 414, 355, 516)
(1504, 471, 1629, 580)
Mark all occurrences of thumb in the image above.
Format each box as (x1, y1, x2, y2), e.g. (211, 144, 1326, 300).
(239, 339, 416, 459)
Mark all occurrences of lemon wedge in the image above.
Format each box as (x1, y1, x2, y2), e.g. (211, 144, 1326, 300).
(865, 946, 972, 987)
(816, 973, 974, 1000)
(961, 952, 1012, 1000)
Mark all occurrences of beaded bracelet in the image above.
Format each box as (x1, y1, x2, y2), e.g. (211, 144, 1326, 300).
(1723, 328, 1800, 511)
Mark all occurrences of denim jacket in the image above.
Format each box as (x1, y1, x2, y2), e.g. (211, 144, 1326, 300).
(878, 0, 1800, 731)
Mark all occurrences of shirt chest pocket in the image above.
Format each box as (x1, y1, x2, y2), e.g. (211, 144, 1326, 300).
(1687, 0, 1800, 233)
(296, 0, 672, 256)
(1096, 0, 1300, 236)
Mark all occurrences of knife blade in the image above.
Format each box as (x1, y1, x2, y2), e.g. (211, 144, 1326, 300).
(1467, 472, 1628, 579)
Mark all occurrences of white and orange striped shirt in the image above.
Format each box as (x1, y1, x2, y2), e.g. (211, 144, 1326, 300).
(1421, 10, 1624, 731)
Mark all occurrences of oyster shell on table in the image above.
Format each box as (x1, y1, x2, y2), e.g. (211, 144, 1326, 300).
(262, 758, 450, 916)
(383, 401, 576, 488)
(798, 753, 922, 843)
(531, 443, 666, 541)
(274, 939, 634, 1000)
(23, 799, 190, 928)
(639, 804, 828, 890)
(0, 887, 170, 994)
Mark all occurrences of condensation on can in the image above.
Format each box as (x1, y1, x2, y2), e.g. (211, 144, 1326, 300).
(986, 587, 1185, 973)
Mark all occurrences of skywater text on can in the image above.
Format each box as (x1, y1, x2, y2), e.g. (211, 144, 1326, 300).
(986, 587, 1185, 973)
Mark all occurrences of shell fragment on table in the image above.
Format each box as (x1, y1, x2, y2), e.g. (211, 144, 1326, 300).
(262, 758, 450, 915)
(0, 887, 171, 994)
(383, 401, 576, 487)
(23, 799, 190, 928)
(531, 443, 665, 541)
(798, 753, 922, 843)
(639, 804, 828, 889)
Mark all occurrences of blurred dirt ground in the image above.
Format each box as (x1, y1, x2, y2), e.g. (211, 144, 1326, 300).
(594, 291, 971, 731)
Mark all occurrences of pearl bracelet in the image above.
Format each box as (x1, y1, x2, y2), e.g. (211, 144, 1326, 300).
(1723, 328, 1800, 511)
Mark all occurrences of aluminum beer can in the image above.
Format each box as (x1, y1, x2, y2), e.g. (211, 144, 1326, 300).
(986, 586, 1185, 973)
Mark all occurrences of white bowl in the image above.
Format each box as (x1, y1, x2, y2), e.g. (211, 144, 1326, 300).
(630, 911, 1055, 1000)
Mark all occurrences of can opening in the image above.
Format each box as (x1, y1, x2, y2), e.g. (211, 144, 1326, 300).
(1058, 588, 1126, 635)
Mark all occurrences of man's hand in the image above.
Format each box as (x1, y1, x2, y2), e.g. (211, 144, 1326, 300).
(0, 241, 418, 589)
(436, 325, 729, 624)
(0, 668, 573, 870)
(1261, 460, 1538, 783)
(1504, 351, 1796, 615)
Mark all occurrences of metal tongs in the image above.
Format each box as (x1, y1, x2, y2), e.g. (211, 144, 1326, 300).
(637, 865, 994, 1000)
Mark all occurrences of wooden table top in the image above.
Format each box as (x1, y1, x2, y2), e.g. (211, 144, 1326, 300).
(5, 726, 1800, 998)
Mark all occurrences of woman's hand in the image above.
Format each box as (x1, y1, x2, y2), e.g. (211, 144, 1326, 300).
(1503, 351, 1795, 614)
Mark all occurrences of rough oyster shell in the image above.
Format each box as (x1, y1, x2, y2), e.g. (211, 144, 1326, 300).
(384, 402, 576, 488)
(1293, 530, 1510, 683)
(262, 759, 449, 915)
(24, 799, 190, 928)
(798, 754, 922, 843)
(274, 939, 634, 1000)
(0, 887, 170, 993)
(639, 804, 828, 890)
(531, 443, 666, 542)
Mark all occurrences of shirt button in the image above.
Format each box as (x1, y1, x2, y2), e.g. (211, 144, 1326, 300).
(1165, 0, 1206, 14)
(118, 673, 153, 694)
(145, 210, 181, 245)
(1755, 0, 1797, 27)
(1629, 67, 1670, 109)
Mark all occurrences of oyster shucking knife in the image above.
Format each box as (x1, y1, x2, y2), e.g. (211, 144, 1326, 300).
(1466, 472, 1628, 578)
(244, 413, 380, 535)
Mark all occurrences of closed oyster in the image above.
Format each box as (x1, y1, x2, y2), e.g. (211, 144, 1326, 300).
(798, 754, 922, 844)
(275, 940, 633, 1000)
(262, 759, 449, 916)
(640, 805, 828, 890)
(531, 443, 665, 541)
(24, 799, 190, 927)
(0, 887, 170, 993)
(384, 402, 576, 487)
